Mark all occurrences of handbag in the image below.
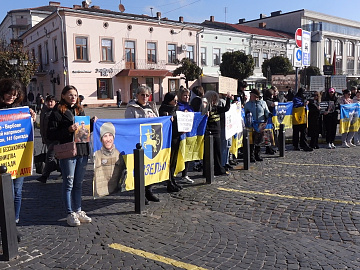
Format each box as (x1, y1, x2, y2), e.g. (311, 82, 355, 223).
(34, 144, 46, 174)
(54, 141, 77, 159)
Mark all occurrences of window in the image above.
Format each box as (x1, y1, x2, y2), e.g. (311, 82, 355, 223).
(324, 38, 331, 55)
(263, 52, 268, 62)
(38, 45, 43, 71)
(147, 42, 156, 63)
(187, 45, 194, 61)
(53, 38, 58, 62)
(347, 41, 354, 57)
(201, 47, 206, 66)
(125, 40, 135, 69)
(75, 37, 88, 60)
(101, 39, 113, 61)
(168, 44, 177, 64)
(347, 41, 355, 74)
(213, 48, 220, 66)
(334, 39, 342, 56)
(253, 51, 259, 67)
(44, 41, 49, 65)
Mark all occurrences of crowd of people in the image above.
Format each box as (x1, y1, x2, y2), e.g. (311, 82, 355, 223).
(3, 76, 360, 237)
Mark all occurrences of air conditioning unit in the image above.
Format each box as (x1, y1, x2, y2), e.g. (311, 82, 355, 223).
(181, 44, 187, 51)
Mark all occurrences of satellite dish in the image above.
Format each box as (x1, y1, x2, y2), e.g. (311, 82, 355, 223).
(85, 0, 92, 6)
(119, 4, 125, 12)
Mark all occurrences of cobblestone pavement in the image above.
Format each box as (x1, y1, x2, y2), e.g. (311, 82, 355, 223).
(1, 106, 360, 269)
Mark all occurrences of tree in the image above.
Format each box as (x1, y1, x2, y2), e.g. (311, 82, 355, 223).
(0, 43, 37, 86)
(299, 66, 321, 87)
(220, 51, 254, 82)
(261, 56, 293, 76)
(172, 58, 202, 88)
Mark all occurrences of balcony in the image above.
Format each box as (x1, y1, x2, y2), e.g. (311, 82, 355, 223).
(113, 59, 168, 74)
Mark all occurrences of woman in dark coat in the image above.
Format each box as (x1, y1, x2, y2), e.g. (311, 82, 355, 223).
(158, 92, 182, 192)
(308, 92, 322, 149)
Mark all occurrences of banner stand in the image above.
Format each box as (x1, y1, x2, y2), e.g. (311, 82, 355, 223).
(243, 129, 250, 170)
(134, 143, 145, 214)
(279, 124, 285, 157)
(204, 135, 214, 184)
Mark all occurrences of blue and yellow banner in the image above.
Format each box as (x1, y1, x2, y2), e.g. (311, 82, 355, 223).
(272, 102, 293, 130)
(339, 103, 360, 134)
(175, 113, 207, 175)
(93, 117, 172, 196)
(0, 107, 34, 179)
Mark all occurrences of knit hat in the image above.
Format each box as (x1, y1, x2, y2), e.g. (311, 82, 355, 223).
(250, 89, 260, 97)
(100, 122, 115, 138)
(328, 88, 335, 93)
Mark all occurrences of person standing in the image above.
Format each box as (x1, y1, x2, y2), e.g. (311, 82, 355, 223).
(0, 78, 36, 241)
(37, 95, 58, 183)
(27, 90, 34, 105)
(116, 89, 122, 108)
(322, 88, 339, 149)
(47, 85, 96, 226)
(125, 86, 160, 204)
(338, 89, 354, 147)
(308, 92, 322, 149)
(244, 89, 271, 162)
(292, 88, 313, 151)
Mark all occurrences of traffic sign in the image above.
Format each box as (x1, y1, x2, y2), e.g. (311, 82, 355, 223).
(293, 48, 302, 67)
(295, 28, 302, 48)
(302, 30, 311, 66)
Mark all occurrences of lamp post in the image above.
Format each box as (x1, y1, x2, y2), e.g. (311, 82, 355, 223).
(8, 59, 29, 80)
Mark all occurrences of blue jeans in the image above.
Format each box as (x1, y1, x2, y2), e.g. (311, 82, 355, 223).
(59, 156, 88, 214)
(13, 177, 24, 222)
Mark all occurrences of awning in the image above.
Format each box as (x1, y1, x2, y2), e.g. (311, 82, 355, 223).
(116, 69, 173, 77)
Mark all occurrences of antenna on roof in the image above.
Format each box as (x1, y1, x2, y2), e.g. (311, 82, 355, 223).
(119, 0, 125, 12)
(225, 7, 227, 24)
(150, 7, 153, 17)
(85, 0, 92, 6)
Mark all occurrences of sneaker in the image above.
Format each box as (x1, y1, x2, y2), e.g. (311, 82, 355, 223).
(67, 212, 81, 226)
(331, 143, 336, 149)
(181, 176, 194, 183)
(327, 143, 332, 149)
(348, 142, 356, 147)
(36, 175, 47, 183)
(342, 142, 350, 148)
(76, 211, 92, 223)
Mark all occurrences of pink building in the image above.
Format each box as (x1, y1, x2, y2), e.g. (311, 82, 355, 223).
(21, 3, 201, 106)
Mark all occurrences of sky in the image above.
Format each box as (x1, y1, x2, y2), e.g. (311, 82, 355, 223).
(1, 0, 360, 26)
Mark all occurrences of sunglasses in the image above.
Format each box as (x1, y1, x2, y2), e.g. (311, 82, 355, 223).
(140, 93, 150, 97)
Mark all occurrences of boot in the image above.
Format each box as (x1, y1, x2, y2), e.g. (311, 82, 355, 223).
(255, 146, 263, 161)
(145, 185, 160, 202)
(167, 180, 180, 192)
(250, 145, 256, 163)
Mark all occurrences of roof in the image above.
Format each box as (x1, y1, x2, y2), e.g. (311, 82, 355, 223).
(116, 69, 173, 77)
(201, 21, 294, 39)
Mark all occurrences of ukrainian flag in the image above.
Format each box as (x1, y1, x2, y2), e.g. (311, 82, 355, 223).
(0, 107, 34, 179)
(93, 117, 172, 192)
(271, 102, 293, 130)
(175, 113, 207, 175)
(230, 107, 245, 157)
(339, 103, 360, 134)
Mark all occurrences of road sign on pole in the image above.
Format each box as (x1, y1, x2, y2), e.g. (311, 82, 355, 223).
(295, 28, 302, 48)
(293, 48, 302, 67)
(302, 30, 311, 66)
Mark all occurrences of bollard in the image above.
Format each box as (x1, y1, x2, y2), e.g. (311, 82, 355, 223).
(133, 143, 145, 214)
(243, 129, 250, 170)
(279, 124, 285, 157)
(203, 134, 214, 184)
(0, 166, 19, 261)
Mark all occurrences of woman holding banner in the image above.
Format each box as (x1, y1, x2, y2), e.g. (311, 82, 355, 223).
(338, 89, 354, 148)
(47, 85, 95, 227)
(125, 86, 160, 204)
(0, 78, 36, 241)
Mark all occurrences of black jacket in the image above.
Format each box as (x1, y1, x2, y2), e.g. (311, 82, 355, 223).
(47, 103, 90, 156)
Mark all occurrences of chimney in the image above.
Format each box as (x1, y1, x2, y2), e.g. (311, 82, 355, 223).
(238, 18, 245, 24)
(49, 1, 60, 7)
(210, 16, 214, 22)
(82, 1, 88, 8)
(260, 14, 267, 19)
(73, 5, 81, 9)
(259, 22, 266, 28)
(179, 16, 184, 23)
(91, 5, 100, 9)
(271, 10, 282, 17)
(156, 12, 161, 19)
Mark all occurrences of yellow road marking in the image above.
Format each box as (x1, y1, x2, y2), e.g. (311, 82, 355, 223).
(218, 187, 360, 205)
(108, 243, 208, 270)
(278, 162, 360, 168)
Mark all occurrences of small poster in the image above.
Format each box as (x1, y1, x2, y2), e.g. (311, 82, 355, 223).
(176, 111, 194, 133)
(74, 116, 90, 143)
(319, 102, 329, 114)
